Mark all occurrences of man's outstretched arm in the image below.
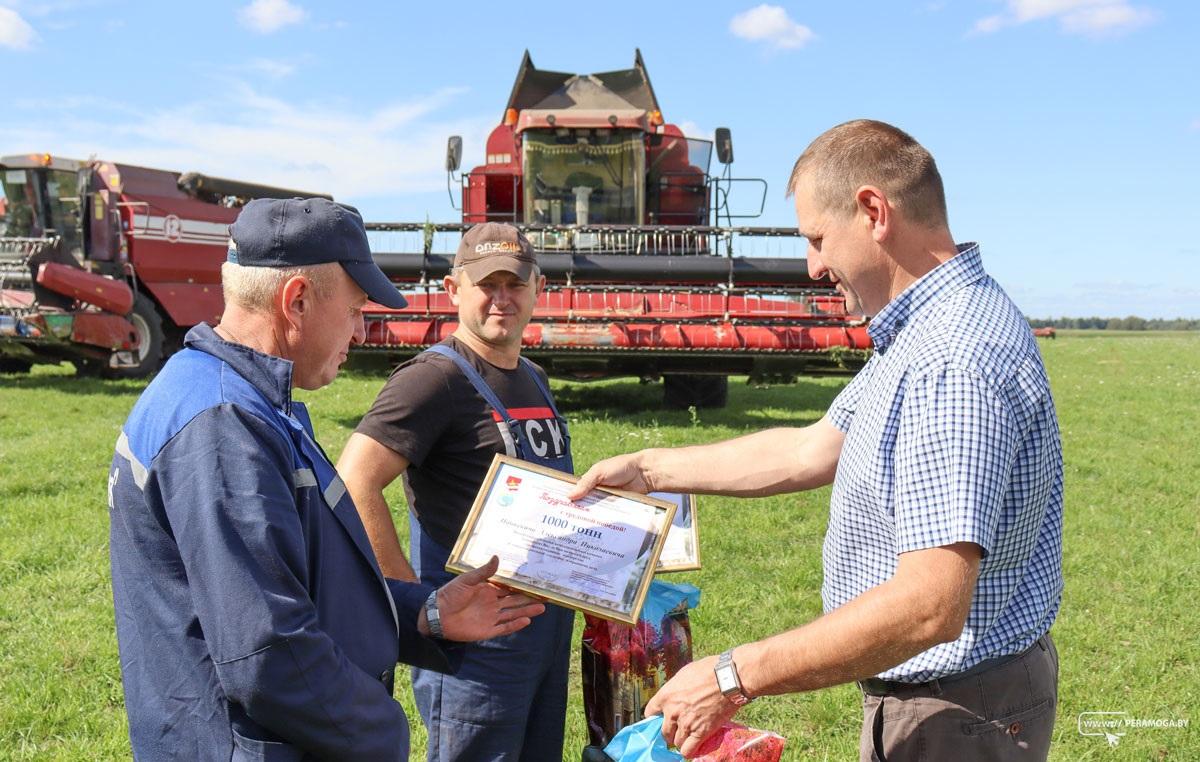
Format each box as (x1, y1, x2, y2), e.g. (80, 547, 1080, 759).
(645, 542, 982, 758)
(570, 416, 845, 500)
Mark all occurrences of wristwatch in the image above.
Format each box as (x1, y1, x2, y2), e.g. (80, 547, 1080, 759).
(714, 648, 754, 706)
(424, 590, 444, 639)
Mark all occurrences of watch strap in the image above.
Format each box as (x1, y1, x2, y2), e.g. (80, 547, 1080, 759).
(424, 589, 444, 639)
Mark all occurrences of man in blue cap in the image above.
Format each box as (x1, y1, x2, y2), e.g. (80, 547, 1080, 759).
(108, 198, 545, 761)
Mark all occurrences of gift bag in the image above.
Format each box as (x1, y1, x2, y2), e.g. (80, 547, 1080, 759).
(603, 716, 786, 762)
(581, 581, 701, 748)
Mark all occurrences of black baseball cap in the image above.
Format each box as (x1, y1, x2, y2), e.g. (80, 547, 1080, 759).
(228, 198, 407, 308)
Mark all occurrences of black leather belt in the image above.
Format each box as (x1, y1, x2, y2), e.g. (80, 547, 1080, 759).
(858, 635, 1049, 698)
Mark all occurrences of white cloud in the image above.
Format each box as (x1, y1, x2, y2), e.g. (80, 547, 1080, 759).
(972, 0, 1156, 36)
(972, 14, 1009, 34)
(0, 83, 489, 205)
(246, 58, 296, 79)
(677, 121, 712, 140)
(729, 4, 815, 50)
(1059, 2, 1155, 33)
(0, 6, 37, 49)
(238, 0, 306, 34)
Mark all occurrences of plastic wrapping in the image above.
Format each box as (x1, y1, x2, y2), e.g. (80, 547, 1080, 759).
(691, 722, 786, 761)
(603, 717, 786, 762)
(581, 581, 701, 748)
(601, 716, 677, 761)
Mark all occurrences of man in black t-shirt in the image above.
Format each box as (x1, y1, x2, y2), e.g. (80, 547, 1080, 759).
(351, 334, 569, 553)
(339, 223, 575, 761)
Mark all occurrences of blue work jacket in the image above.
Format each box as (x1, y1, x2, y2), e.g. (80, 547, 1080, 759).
(109, 324, 455, 761)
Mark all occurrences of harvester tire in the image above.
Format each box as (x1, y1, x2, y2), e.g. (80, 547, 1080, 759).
(81, 294, 165, 379)
(662, 374, 729, 409)
(118, 294, 166, 378)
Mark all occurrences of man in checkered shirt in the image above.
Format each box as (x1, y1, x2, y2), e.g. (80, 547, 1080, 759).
(572, 119, 1063, 761)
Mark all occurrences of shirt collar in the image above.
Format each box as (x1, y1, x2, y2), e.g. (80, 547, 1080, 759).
(867, 243, 984, 352)
(183, 322, 294, 412)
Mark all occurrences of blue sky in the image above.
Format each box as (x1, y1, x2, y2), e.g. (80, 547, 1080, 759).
(3, 0, 1197, 318)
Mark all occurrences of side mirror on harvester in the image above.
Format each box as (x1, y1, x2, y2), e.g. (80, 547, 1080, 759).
(445, 136, 463, 173)
(715, 127, 733, 165)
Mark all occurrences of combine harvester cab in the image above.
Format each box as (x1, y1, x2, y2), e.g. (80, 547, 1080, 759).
(1, 152, 323, 377)
(362, 51, 871, 408)
(1, 154, 144, 375)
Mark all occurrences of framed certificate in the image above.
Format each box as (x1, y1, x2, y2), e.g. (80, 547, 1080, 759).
(651, 492, 701, 573)
(446, 454, 677, 624)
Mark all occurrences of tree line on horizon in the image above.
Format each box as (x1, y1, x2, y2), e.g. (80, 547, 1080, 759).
(1027, 317, 1199, 331)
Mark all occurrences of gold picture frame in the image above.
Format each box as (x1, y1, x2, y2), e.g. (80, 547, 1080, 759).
(445, 454, 676, 624)
(651, 492, 701, 573)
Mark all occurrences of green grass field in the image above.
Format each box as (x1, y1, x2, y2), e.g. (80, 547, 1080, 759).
(1, 331, 1197, 760)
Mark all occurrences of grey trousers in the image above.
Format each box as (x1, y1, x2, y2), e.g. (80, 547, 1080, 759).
(860, 634, 1058, 761)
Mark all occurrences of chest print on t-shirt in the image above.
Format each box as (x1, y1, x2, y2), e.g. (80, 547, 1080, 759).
(491, 406, 567, 459)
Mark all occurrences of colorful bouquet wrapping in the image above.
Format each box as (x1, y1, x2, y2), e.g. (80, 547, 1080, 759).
(581, 581, 701, 748)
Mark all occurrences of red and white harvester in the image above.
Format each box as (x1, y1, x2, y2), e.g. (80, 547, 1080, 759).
(1, 51, 869, 406)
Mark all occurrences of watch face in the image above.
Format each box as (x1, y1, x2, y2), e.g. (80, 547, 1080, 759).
(716, 666, 737, 693)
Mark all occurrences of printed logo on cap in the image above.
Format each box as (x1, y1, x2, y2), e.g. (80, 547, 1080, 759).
(474, 241, 524, 255)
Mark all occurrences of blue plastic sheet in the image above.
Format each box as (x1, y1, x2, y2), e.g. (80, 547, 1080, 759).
(641, 580, 700, 636)
(603, 716, 682, 762)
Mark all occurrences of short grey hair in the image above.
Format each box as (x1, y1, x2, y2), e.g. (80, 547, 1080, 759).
(221, 261, 339, 311)
(786, 119, 948, 229)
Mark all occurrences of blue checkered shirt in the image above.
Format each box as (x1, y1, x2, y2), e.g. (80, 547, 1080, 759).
(825, 244, 1063, 682)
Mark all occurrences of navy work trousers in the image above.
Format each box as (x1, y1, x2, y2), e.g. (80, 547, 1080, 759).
(410, 513, 574, 761)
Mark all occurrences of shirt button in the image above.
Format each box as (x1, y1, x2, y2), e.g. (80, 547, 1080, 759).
(1008, 721, 1022, 735)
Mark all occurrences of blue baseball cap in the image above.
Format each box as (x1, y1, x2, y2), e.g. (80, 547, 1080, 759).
(228, 198, 407, 309)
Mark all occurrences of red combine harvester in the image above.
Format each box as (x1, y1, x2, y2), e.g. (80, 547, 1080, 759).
(363, 51, 869, 406)
(0, 152, 325, 377)
(1, 51, 870, 406)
